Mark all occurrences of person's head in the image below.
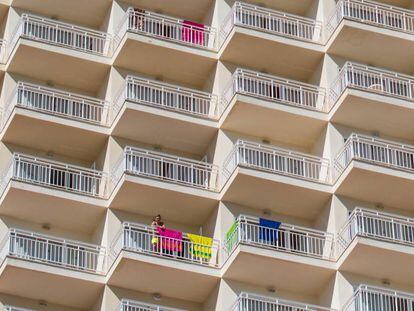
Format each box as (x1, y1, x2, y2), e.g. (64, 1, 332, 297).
(154, 214, 162, 222)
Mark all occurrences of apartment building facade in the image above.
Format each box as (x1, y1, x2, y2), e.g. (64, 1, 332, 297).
(0, 0, 414, 310)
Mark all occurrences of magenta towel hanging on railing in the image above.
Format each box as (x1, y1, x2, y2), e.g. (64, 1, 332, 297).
(182, 20, 205, 45)
(157, 227, 183, 252)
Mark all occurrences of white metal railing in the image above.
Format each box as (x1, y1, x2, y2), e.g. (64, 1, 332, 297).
(225, 215, 335, 260)
(327, 0, 414, 38)
(116, 7, 217, 50)
(223, 140, 332, 184)
(4, 307, 34, 311)
(0, 153, 108, 198)
(8, 13, 112, 58)
(1, 228, 106, 274)
(220, 2, 322, 44)
(222, 68, 327, 113)
(110, 222, 220, 268)
(119, 299, 185, 311)
(334, 134, 414, 180)
(112, 146, 219, 192)
(337, 208, 414, 255)
(1, 82, 110, 128)
(343, 285, 414, 311)
(329, 62, 414, 109)
(112, 75, 219, 121)
(232, 292, 335, 311)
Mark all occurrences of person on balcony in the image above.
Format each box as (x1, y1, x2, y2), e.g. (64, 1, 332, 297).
(151, 214, 165, 251)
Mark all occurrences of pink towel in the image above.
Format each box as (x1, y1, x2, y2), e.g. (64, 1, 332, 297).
(157, 227, 183, 252)
(182, 20, 205, 46)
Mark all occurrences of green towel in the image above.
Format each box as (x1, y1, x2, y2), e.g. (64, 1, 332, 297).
(225, 221, 238, 253)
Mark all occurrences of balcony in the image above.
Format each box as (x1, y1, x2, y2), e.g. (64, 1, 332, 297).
(222, 215, 335, 296)
(343, 285, 414, 311)
(329, 62, 414, 142)
(220, 68, 327, 148)
(337, 208, 414, 286)
(219, 2, 324, 81)
(9, 0, 113, 28)
(0, 82, 110, 161)
(110, 147, 219, 225)
(326, 0, 414, 73)
(120, 299, 184, 311)
(221, 140, 332, 220)
(232, 293, 334, 311)
(108, 222, 220, 303)
(113, 7, 217, 88)
(7, 13, 111, 92)
(0, 229, 105, 309)
(111, 75, 218, 155)
(333, 134, 414, 212)
(0, 153, 107, 234)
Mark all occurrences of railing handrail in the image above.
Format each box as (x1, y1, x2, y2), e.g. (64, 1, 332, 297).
(111, 75, 220, 120)
(4, 307, 34, 311)
(12, 153, 107, 177)
(1, 81, 110, 126)
(234, 292, 335, 311)
(343, 284, 414, 311)
(328, 61, 414, 109)
(238, 214, 334, 237)
(120, 299, 185, 311)
(115, 7, 217, 50)
(109, 221, 220, 268)
(233, 2, 322, 27)
(21, 13, 110, 37)
(222, 68, 327, 112)
(327, 0, 414, 39)
(223, 1, 323, 43)
(124, 146, 219, 170)
(122, 222, 220, 246)
(334, 133, 414, 179)
(8, 228, 105, 252)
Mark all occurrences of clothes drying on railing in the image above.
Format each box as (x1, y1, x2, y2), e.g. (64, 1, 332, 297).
(226, 221, 238, 253)
(259, 218, 282, 243)
(187, 233, 213, 259)
(182, 20, 205, 45)
(156, 227, 183, 252)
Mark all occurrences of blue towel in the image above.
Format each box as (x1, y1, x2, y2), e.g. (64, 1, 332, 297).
(259, 218, 281, 243)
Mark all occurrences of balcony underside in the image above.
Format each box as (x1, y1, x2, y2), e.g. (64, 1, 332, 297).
(330, 89, 414, 143)
(339, 237, 414, 287)
(113, 33, 217, 89)
(108, 251, 220, 303)
(327, 20, 414, 75)
(335, 161, 414, 212)
(120, 0, 214, 22)
(0, 181, 107, 235)
(0, 258, 105, 310)
(221, 167, 332, 221)
(7, 39, 110, 93)
(220, 95, 327, 149)
(111, 103, 218, 157)
(222, 245, 335, 296)
(1, 107, 109, 162)
(10, 0, 112, 28)
(110, 174, 219, 226)
(220, 27, 324, 82)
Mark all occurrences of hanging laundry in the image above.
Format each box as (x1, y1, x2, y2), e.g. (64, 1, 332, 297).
(157, 227, 183, 252)
(187, 233, 213, 259)
(182, 20, 205, 45)
(259, 218, 281, 243)
(225, 221, 238, 252)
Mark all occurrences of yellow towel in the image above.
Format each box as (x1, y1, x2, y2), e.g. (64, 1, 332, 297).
(187, 233, 213, 259)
